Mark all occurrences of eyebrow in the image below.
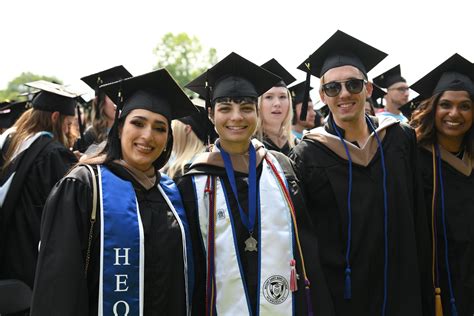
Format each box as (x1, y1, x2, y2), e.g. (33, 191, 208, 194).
(131, 115, 168, 126)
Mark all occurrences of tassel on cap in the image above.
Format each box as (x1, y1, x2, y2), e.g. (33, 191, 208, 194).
(435, 287, 443, 316)
(76, 104, 85, 139)
(344, 267, 352, 299)
(300, 61, 312, 121)
(290, 259, 298, 292)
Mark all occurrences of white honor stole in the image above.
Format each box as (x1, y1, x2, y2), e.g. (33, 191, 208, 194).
(194, 152, 295, 315)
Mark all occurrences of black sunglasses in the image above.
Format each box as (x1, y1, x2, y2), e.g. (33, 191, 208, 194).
(321, 79, 367, 97)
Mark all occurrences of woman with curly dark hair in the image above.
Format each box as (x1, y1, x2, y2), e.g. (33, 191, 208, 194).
(410, 53, 474, 316)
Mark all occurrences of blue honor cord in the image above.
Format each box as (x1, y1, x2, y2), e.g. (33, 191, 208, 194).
(217, 142, 258, 251)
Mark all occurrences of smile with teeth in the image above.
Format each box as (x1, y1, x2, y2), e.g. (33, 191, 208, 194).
(338, 102, 355, 108)
(227, 126, 247, 130)
(135, 143, 154, 152)
(444, 121, 462, 126)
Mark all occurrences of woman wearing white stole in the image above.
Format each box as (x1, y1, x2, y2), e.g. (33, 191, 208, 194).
(177, 52, 335, 316)
(31, 69, 197, 316)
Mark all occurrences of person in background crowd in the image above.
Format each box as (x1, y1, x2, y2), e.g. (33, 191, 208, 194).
(163, 105, 216, 179)
(74, 66, 132, 153)
(373, 65, 410, 123)
(289, 81, 316, 139)
(0, 80, 79, 312)
(255, 58, 298, 155)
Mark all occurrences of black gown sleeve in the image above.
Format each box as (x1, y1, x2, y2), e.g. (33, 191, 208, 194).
(271, 151, 335, 316)
(175, 174, 206, 316)
(402, 125, 433, 316)
(30, 166, 94, 316)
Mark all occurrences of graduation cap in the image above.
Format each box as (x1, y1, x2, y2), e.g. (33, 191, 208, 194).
(410, 53, 474, 99)
(81, 65, 132, 96)
(185, 52, 282, 110)
(288, 81, 313, 105)
(101, 68, 197, 121)
(0, 101, 30, 129)
(399, 95, 425, 119)
(370, 84, 387, 108)
(24, 80, 83, 116)
(178, 105, 218, 145)
(296, 30, 387, 120)
(260, 58, 296, 87)
(373, 65, 406, 89)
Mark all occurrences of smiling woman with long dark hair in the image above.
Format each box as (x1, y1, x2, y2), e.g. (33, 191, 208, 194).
(31, 69, 198, 316)
(410, 53, 474, 316)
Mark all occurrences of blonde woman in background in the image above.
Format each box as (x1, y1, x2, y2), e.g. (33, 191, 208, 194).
(256, 59, 298, 156)
(163, 106, 216, 179)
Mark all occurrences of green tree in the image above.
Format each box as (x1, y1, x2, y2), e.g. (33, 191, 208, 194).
(0, 72, 62, 102)
(153, 32, 217, 90)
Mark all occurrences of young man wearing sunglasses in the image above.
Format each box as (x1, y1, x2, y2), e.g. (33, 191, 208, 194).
(373, 65, 410, 123)
(290, 30, 432, 316)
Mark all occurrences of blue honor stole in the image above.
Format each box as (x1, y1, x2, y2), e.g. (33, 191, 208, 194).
(98, 166, 194, 316)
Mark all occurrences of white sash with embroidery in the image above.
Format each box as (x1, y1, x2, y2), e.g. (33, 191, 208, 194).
(193, 152, 295, 315)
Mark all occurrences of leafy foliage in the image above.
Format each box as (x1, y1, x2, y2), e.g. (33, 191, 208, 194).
(153, 33, 217, 91)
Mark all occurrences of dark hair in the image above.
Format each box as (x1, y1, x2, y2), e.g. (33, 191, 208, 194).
(365, 97, 376, 116)
(411, 92, 474, 156)
(99, 114, 173, 170)
(212, 96, 258, 107)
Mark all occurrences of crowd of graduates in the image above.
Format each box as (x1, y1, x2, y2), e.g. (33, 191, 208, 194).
(0, 29, 473, 316)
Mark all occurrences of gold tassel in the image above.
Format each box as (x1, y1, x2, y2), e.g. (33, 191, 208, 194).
(435, 287, 443, 316)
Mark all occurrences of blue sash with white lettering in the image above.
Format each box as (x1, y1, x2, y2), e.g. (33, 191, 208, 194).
(99, 166, 144, 315)
(98, 167, 194, 315)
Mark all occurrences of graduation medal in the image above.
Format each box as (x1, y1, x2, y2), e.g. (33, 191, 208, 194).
(244, 234, 258, 252)
(218, 142, 258, 252)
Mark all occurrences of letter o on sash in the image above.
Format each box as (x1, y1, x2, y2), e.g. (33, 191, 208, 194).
(113, 300, 130, 316)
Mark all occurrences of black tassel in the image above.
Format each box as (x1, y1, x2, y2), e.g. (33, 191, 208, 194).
(300, 61, 311, 121)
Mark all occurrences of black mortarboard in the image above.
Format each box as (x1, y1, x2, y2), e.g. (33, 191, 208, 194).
(410, 53, 474, 99)
(0, 101, 30, 128)
(373, 65, 406, 89)
(185, 52, 282, 107)
(296, 30, 387, 120)
(288, 81, 313, 105)
(260, 58, 296, 87)
(24, 80, 82, 116)
(101, 68, 197, 121)
(297, 30, 387, 78)
(81, 65, 132, 95)
(178, 105, 217, 145)
(370, 84, 387, 108)
(399, 95, 425, 119)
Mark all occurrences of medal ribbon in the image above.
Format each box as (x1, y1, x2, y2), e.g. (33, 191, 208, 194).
(217, 142, 257, 236)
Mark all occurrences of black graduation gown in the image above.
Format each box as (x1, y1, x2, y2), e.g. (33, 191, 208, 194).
(418, 146, 474, 316)
(176, 149, 335, 316)
(73, 127, 103, 153)
(290, 116, 432, 316)
(0, 135, 77, 290)
(30, 163, 187, 316)
(261, 136, 291, 156)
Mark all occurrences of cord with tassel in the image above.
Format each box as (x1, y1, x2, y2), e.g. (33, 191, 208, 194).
(290, 259, 298, 292)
